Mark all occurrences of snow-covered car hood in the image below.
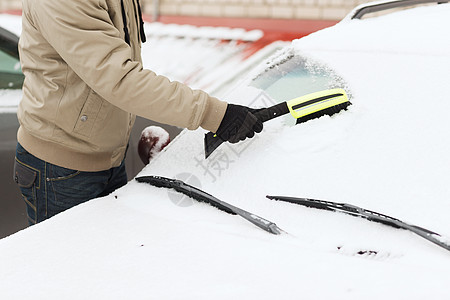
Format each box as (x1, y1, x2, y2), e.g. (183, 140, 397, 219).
(1, 3, 450, 299)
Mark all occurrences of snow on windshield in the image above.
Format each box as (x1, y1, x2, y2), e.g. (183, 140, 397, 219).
(249, 49, 348, 102)
(145, 2, 450, 255)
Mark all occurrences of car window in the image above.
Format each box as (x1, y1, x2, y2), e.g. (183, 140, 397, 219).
(0, 49, 23, 89)
(250, 53, 347, 102)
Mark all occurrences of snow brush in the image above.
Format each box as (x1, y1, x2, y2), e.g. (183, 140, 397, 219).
(204, 88, 351, 158)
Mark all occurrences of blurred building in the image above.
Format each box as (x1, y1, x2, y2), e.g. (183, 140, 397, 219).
(2, 0, 374, 20)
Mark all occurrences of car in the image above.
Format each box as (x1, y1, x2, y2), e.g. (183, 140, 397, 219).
(0, 20, 27, 237)
(0, 27, 23, 89)
(0, 13, 287, 238)
(1, 1, 450, 298)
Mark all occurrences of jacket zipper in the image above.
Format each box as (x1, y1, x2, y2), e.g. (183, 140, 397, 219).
(136, 0, 147, 43)
(120, 0, 130, 45)
(120, 0, 146, 45)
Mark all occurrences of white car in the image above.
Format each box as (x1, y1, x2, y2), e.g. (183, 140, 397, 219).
(1, 1, 450, 299)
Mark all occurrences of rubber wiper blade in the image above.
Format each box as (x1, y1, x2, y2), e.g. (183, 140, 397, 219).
(267, 195, 450, 252)
(136, 176, 282, 235)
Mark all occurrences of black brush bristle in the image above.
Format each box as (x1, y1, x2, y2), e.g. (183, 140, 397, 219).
(296, 101, 351, 125)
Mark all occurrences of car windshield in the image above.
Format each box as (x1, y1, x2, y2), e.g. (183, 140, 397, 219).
(250, 53, 347, 102)
(0, 49, 23, 90)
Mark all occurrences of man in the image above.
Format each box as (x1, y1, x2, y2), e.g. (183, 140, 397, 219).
(14, 0, 262, 225)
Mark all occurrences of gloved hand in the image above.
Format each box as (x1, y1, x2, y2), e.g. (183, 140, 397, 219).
(215, 104, 263, 143)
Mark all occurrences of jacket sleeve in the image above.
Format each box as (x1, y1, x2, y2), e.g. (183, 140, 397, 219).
(29, 0, 227, 132)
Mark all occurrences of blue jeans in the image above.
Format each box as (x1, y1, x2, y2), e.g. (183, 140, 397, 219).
(13, 143, 128, 225)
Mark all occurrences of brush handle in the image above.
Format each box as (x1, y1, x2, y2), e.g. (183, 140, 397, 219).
(253, 102, 290, 123)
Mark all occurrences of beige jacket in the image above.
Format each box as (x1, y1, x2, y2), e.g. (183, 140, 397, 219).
(18, 0, 227, 171)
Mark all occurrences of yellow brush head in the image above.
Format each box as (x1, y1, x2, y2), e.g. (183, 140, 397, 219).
(287, 88, 350, 120)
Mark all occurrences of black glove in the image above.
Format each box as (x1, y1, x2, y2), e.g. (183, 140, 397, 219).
(215, 104, 263, 144)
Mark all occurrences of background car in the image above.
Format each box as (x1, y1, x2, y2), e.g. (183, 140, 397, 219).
(0, 23, 27, 237)
(1, 1, 450, 298)
(0, 26, 22, 89)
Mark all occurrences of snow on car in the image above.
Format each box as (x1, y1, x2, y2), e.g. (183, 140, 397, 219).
(1, 1, 450, 299)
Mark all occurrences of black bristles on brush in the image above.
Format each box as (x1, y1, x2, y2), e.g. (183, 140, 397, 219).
(296, 101, 351, 124)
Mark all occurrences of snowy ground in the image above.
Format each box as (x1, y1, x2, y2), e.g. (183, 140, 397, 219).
(1, 3, 450, 299)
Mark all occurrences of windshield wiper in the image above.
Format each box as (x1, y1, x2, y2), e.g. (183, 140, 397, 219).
(136, 176, 282, 235)
(267, 195, 450, 253)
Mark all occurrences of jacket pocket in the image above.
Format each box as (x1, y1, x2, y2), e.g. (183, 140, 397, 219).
(13, 159, 37, 188)
(73, 89, 104, 137)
